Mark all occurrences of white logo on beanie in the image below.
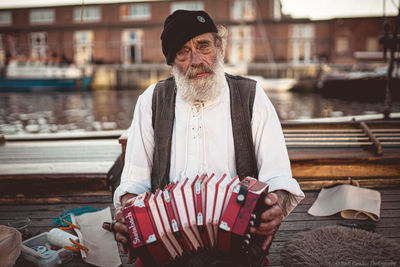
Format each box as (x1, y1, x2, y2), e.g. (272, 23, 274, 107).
(197, 16, 205, 23)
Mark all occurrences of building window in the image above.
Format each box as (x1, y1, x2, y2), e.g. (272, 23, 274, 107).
(229, 26, 254, 64)
(231, 0, 255, 21)
(30, 32, 47, 59)
(291, 24, 315, 62)
(121, 4, 151, 20)
(171, 2, 204, 13)
(122, 29, 143, 64)
(74, 31, 94, 65)
(0, 11, 12, 26)
(292, 24, 314, 39)
(30, 9, 55, 24)
(335, 37, 350, 57)
(74, 6, 101, 22)
(366, 37, 378, 51)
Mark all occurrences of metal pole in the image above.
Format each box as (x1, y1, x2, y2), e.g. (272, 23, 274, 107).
(384, 5, 400, 119)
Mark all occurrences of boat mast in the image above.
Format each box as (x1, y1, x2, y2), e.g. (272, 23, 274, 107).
(382, 1, 400, 119)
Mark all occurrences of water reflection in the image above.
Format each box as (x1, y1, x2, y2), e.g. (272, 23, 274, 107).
(0, 89, 399, 135)
(266, 91, 397, 121)
(0, 90, 143, 135)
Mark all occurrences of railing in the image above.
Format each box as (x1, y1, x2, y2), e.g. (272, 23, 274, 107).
(283, 121, 400, 156)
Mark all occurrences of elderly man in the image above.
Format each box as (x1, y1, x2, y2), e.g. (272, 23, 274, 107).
(111, 9, 304, 266)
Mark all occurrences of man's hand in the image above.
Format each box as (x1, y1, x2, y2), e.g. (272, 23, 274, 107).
(113, 193, 137, 263)
(249, 190, 289, 251)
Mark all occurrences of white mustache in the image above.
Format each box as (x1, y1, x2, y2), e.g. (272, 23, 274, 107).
(186, 64, 213, 78)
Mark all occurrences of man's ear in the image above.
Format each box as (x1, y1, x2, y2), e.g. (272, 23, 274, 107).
(214, 37, 224, 58)
(215, 37, 222, 50)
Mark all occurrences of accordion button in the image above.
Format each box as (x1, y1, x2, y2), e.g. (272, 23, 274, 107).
(245, 233, 251, 239)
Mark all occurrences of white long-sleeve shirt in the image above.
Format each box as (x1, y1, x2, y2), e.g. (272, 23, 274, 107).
(114, 79, 304, 216)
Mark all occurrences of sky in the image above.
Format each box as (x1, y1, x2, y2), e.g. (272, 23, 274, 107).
(0, 0, 398, 20)
(281, 0, 398, 20)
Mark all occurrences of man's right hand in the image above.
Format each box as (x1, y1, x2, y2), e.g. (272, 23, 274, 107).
(113, 193, 137, 263)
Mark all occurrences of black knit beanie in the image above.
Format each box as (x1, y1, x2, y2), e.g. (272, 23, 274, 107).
(161, 9, 218, 65)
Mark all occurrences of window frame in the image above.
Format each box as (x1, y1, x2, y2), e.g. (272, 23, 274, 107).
(121, 4, 151, 21)
(335, 36, 351, 57)
(230, 0, 255, 21)
(29, 9, 55, 25)
(30, 32, 48, 58)
(366, 37, 379, 52)
(0, 11, 12, 26)
(73, 6, 101, 23)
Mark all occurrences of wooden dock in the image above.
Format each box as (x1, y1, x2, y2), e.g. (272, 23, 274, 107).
(1, 121, 399, 266)
(2, 188, 399, 266)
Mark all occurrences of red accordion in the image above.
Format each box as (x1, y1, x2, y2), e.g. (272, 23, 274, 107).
(123, 174, 269, 266)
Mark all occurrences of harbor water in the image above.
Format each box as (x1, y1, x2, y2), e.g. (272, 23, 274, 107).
(1, 88, 399, 136)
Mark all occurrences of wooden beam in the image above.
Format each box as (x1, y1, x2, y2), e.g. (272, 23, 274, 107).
(0, 175, 109, 197)
(360, 121, 383, 156)
(297, 177, 400, 191)
(287, 141, 373, 146)
(284, 129, 363, 133)
(285, 133, 366, 137)
(285, 137, 370, 141)
(0, 191, 112, 205)
(118, 130, 128, 162)
(291, 162, 400, 178)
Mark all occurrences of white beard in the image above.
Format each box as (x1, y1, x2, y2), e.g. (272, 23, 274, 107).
(172, 53, 225, 104)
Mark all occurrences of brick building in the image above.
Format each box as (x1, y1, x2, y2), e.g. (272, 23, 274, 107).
(0, 0, 396, 67)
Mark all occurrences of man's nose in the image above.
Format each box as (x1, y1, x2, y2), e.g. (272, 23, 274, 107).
(190, 51, 202, 67)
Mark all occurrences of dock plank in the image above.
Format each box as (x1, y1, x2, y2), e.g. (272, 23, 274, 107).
(2, 188, 398, 267)
(0, 140, 120, 164)
(0, 162, 115, 174)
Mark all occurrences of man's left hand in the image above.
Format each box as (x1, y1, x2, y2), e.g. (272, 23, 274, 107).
(249, 191, 286, 251)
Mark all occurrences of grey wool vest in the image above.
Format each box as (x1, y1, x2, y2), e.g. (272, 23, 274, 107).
(150, 73, 258, 192)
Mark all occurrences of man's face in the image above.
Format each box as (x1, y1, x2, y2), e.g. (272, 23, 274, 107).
(171, 32, 225, 104)
(173, 32, 217, 77)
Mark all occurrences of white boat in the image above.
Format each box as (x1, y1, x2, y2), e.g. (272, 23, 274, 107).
(0, 60, 93, 91)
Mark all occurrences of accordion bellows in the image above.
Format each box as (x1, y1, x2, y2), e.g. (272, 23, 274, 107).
(123, 174, 269, 266)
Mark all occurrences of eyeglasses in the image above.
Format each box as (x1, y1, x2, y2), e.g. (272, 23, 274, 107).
(175, 41, 214, 62)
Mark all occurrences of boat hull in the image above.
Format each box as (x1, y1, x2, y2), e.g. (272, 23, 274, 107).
(319, 76, 400, 100)
(0, 77, 92, 91)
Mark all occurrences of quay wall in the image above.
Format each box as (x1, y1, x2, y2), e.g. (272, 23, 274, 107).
(91, 64, 171, 90)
